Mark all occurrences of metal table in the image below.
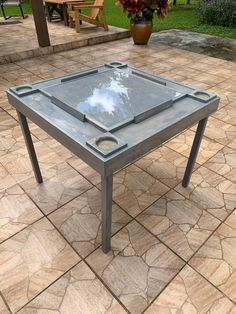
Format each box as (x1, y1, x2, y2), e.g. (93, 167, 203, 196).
(7, 62, 220, 253)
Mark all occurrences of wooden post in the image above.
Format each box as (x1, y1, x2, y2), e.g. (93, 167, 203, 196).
(31, 0, 50, 47)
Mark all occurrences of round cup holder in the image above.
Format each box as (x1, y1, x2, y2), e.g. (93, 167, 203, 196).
(86, 132, 127, 157)
(194, 91, 210, 100)
(109, 62, 123, 67)
(96, 136, 118, 151)
(105, 61, 127, 69)
(15, 85, 33, 94)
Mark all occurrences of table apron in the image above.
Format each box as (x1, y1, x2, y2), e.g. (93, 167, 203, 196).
(8, 94, 218, 177)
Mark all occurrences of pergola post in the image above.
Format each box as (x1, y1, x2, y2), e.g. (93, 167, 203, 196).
(31, 0, 50, 47)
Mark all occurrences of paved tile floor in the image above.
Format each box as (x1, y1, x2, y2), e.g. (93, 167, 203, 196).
(0, 38, 236, 313)
(0, 16, 129, 64)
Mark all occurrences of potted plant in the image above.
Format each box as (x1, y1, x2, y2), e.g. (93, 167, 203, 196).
(115, 0, 168, 45)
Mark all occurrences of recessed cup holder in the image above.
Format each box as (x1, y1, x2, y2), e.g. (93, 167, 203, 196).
(110, 62, 123, 67)
(86, 132, 127, 157)
(11, 84, 35, 96)
(191, 90, 217, 103)
(16, 85, 33, 93)
(96, 136, 118, 151)
(105, 61, 127, 69)
(194, 91, 210, 100)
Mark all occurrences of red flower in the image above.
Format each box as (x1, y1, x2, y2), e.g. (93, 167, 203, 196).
(115, 0, 168, 22)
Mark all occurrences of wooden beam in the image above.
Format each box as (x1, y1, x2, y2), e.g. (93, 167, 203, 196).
(31, 0, 50, 47)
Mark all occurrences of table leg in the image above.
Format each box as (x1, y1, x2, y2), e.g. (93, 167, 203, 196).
(17, 111, 43, 184)
(101, 174, 113, 253)
(182, 117, 208, 187)
(62, 4, 68, 26)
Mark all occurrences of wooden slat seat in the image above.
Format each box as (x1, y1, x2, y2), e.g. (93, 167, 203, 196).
(68, 0, 108, 33)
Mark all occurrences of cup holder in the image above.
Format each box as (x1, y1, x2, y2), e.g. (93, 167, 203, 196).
(16, 85, 33, 93)
(96, 136, 118, 151)
(105, 61, 127, 69)
(194, 91, 210, 100)
(11, 84, 35, 96)
(86, 132, 127, 157)
(191, 90, 217, 103)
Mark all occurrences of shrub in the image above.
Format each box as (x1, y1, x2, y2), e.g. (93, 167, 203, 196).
(196, 0, 236, 27)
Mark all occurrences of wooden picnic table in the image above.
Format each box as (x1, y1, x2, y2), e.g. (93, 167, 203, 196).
(44, 0, 85, 26)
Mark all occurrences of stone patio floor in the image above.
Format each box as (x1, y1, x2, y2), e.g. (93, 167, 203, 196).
(0, 15, 129, 64)
(0, 37, 236, 314)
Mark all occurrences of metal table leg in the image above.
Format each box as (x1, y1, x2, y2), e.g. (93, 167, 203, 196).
(17, 111, 43, 184)
(101, 174, 113, 253)
(182, 117, 208, 187)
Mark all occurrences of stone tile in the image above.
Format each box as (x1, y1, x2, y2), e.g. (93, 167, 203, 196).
(137, 189, 220, 261)
(197, 117, 236, 146)
(29, 122, 52, 141)
(68, 156, 101, 186)
(166, 129, 223, 165)
(161, 71, 186, 83)
(181, 78, 212, 89)
(0, 94, 8, 105)
(217, 78, 236, 93)
(190, 222, 236, 304)
(202, 66, 235, 80)
(0, 78, 10, 92)
(135, 146, 199, 188)
(49, 187, 132, 258)
(0, 108, 18, 132)
(0, 142, 62, 183)
(0, 99, 18, 119)
(0, 125, 38, 157)
(213, 99, 234, 111)
(145, 265, 236, 314)
(44, 138, 73, 161)
(225, 210, 236, 229)
(228, 138, 236, 150)
(109, 165, 170, 218)
(175, 167, 236, 221)
(0, 295, 10, 314)
(0, 184, 43, 242)
(205, 146, 236, 184)
(192, 72, 226, 85)
(39, 69, 66, 80)
(0, 218, 80, 313)
(20, 163, 92, 215)
(169, 66, 202, 78)
(18, 262, 127, 314)
(213, 103, 236, 126)
(87, 220, 184, 314)
(0, 163, 16, 192)
(208, 87, 236, 108)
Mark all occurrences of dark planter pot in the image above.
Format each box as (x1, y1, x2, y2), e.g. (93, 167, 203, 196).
(130, 20, 153, 45)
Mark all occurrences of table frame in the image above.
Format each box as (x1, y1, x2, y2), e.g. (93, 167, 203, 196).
(17, 109, 208, 253)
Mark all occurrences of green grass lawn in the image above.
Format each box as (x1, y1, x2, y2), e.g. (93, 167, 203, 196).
(0, 1, 32, 16)
(104, 1, 236, 39)
(1, 0, 236, 39)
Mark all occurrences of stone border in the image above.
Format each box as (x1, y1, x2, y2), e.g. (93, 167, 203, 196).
(0, 29, 130, 65)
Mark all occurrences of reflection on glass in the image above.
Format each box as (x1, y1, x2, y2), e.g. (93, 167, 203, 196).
(78, 71, 130, 117)
(47, 68, 179, 131)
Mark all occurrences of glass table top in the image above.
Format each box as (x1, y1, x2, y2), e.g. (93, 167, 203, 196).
(44, 69, 182, 132)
